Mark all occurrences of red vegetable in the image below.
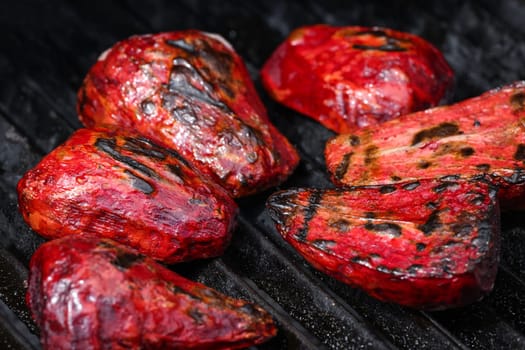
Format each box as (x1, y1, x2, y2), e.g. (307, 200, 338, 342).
(266, 178, 500, 309)
(27, 235, 277, 349)
(325, 81, 525, 208)
(17, 128, 237, 263)
(261, 24, 454, 133)
(78, 30, 299, 198)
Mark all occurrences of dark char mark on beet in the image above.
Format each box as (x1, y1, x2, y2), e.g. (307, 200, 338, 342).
(411, 122, 461, 146)
(335, 152, 352, 180)
(418, 160, 432, 169)
(402, 181, 421, 190)
(510, 91, 525, 112)
(124, 170, 155, 194)
(476, 164, 491, 172)
(351, 30, 408, 52)
(460, 147, 475, 157)
(379, 185, 397, 194)
(418, 210, 442, 236)
(364, 222, 402, 237)
(111, 251, 144, 270)
(312, 239, 336, 252)
(296, 191, 323, 242)
(167, 57, 229, 111)
(364, 145, 378, 165)
(514, 144, 525, 161)
(349, 135, 361, 146)
(165, 39, 196, 53)
(95, 138, 159, 179)
(123, 137, 167, 160)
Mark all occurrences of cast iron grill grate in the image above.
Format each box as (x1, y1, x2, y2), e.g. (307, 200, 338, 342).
(1, 0, 525, 349)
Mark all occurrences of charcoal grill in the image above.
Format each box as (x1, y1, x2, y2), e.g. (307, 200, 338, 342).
(1, 0, 525, 349)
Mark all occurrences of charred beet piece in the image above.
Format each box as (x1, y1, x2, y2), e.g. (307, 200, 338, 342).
(267, 178, 500, 309)
(261, 25, 454, 133)
(325, 81, 525, 208)
(78, 30, 299, 198)
(27, 235, 277, 349)
(17, 128, 238, 263)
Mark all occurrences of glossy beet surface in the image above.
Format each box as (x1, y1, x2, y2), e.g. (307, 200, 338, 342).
(261, 24, 454, 133)
(17, 128, 238, 263)
(325, 81, 525, 208)
(78, 30, 299, 198)
(267, 178, 500, 310)
(27, 235, 277, 349)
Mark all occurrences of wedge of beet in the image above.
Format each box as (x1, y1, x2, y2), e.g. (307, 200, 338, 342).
(266, 178, 500, 309)
(27, 235, 277, 349)
(17, 128, 237, 263)
(261, 24, 453, 133)
(78, 30, 299, 198)
(325, 81, 525, 208)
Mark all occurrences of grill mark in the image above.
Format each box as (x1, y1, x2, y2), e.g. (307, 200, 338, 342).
(460, 147, 475, 157)
(365, 212, 376, 219)
(472, 220, 492, 253)
(402, 181, 420, 190)
(188, 308, 205, 324)
(411, 122, 461, 146)
(439, 175, 460, 181)
(476, 163, 491, 172)
(165, 39, 196, 53)
(418, 210, 442, 236)
(510, 92, 525, 112)
(514, 144, 525, 161)
(364, 222, 402, 237)
(168, 57, 230, 111)
(95, 138, 159, 179)
(351, 31, 408, 52)
(364, 145, 378, 165)
(433, 181, 459, 193)
(164, 57, 271, 172)
(296, 191, 323, 242)
(111, 252, 144, 270)
(311, 239, 336, 252)
(379, 185, 396, 194)
(502, 167, 525, 184)
(329, 219, 351, 232)
(451, 221, 474, 238)
(171, 284, 202, 301)
(166, 163, 187, 182)
(353, 43, 407, 52)
(407, 264, 423, 276)
(125, 170, 155, 194)
(418, 160, 431, 169)
(123, 137, 167, 160)
(349, 135, 361, 146)
(334, 152, 352, 180)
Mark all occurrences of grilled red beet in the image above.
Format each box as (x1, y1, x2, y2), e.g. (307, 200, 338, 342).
(261, 24, 454, 133)
(266, 178, 500, 309)
(325, 81, 525, 208)
(17, 128, 237, 263)
(78, 30, 299, 198)
(27, 235, 277, 349)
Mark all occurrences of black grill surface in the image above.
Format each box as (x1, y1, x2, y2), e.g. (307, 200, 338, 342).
(1, 1, 525, 349)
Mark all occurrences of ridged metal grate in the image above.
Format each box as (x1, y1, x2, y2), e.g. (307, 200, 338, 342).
(1, 1, 524, 348)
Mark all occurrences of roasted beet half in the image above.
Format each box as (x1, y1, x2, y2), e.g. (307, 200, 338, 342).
(27, 235, 277, 349)
(17, 128, 238, 263)
(266, 178, 500, 310)
(261, 24, 453, 133)
(325, 81, 525, 208)
(78, 30, 299, 198)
